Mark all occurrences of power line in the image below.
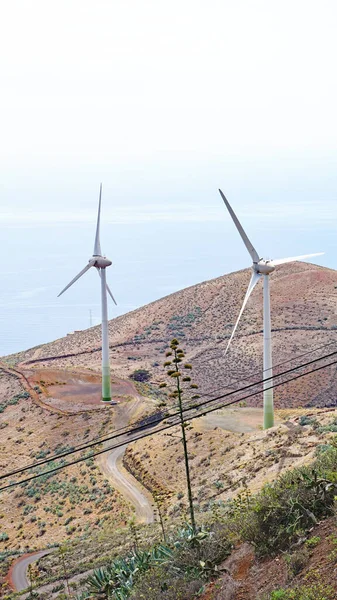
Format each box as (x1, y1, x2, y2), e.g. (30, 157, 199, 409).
(184, 338, 337, 399)
(1, 353, 337, 492)
(5, 337, 337, 481)
(9, 336, 335, 470)
(0, 346, 330, 480)
(2, 356, 337, 493)
(3, 345, 337, 481)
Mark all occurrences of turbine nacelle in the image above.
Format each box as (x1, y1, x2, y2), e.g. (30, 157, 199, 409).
(254, 260, 275, 275)
(91, 256, 112, 268)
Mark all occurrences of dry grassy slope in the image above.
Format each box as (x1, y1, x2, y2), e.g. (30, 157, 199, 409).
(123, 407, 337, 517)
(7, 261, 337, 409)
(0, 368, 133, 552)
(4, 407, 337, 600)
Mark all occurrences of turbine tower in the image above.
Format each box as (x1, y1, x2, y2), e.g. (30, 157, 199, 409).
(58, 184, 117, 402)
(219, 189, 323, 429)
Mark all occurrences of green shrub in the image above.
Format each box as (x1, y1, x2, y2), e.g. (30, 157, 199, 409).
(269, 582, 335, 599)
(315, 445, 333, 456)
(269, 592, 288, 600)
(226, 448, 337, 556)
(299, 416, 318, 427)
(129, 369, 151, 382)
(35, 449, 51, 459)
(52, 583, 65, 593)
(305, 536, 321, 549)
(285, 548, 309, 576)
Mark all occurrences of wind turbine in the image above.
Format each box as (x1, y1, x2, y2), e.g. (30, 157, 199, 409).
(58, 184, 117, 402)
(219, 189, 324, 429)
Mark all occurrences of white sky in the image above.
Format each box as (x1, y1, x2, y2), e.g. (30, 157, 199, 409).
(1, 0, 337, 171)
(1, 1, 337, 354)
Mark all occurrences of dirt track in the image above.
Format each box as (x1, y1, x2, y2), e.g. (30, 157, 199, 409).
(8, 549, 54, 593)
(98, 396, 155, 524)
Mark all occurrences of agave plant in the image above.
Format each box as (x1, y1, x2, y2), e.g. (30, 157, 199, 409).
(198, 558, 228, 580)
(85, 567, 116, 598)
(151, 544, 174, 563)
(174, 523, 209, 549)
(80, 545, 174, 599)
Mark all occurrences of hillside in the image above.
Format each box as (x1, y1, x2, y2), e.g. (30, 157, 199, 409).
(0, 367, 139, 553)
(6, 261, 337, 410)
(3, 406, 337, 599)
(2, 261, 337, 599)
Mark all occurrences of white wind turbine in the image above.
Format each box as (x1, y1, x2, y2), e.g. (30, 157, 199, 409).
(58, 184, 117, 402)
(219, 189, 324, 429)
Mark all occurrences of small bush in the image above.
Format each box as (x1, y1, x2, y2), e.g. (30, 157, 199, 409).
(226, 447, 337, 555)
(51, 583, 65, 593)
(285, 548, 309, 577)
(305, 536, 321, 549)
(130, 567, 203, 599)
(299, 416, 318, 427)
(130, 369, 151, 382)
(269, 582, 335, 599)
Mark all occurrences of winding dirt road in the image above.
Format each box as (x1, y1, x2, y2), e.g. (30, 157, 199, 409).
(98, 396, 155, 524)
(102, 443, 154, 523)
(9, 549, 54, 592)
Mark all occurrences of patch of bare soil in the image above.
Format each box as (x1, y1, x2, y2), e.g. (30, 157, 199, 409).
(195, 407, 280, 434)
(24, 368, 140, 413)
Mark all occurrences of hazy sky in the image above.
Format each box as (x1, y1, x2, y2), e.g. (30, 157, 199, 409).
(1, 1, 337, 354)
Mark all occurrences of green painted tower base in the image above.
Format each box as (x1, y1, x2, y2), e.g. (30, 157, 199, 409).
(263, 388, 274, 429)
(102, 370, 111, 402)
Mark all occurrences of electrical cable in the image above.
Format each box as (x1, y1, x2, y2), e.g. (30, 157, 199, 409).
(5, 337, 337, 479)
(1, 352, 337, 491)
(3, 345, 337, 481)
(0, 344, 337, 480)
(180, 338, 337, 400)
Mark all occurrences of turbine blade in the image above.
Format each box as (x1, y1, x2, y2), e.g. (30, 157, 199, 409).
(272, 252, 324, 266)
(219, 189, 260, 263)
(96, 268, 117, 305)
(225, 270, 262, 355)
(106, 281, 117, 305)
(93, 183, 102, 256)
(58, 262, 94, 297)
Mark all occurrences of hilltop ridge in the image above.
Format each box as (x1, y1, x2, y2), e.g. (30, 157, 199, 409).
(7, 261, 337, 409)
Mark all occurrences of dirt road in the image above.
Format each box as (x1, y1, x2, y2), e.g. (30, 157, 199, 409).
(98, 396, 155, 524)
(9, 549, 53, 592)
(8, 385, 154, 592)
(103, 442, 154, 523)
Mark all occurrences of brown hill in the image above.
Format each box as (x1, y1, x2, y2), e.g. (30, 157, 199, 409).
(3, 262, 337, 596)
(8, 261, 337, 410)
